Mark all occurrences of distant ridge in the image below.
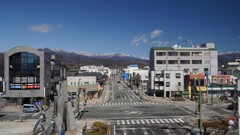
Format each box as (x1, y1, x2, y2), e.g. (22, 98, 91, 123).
(38, 48, 148, 69)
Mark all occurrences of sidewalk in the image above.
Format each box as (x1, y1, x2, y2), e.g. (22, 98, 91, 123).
(0, 119, 35, 135)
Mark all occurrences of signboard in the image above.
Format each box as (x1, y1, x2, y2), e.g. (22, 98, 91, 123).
(122, 73, 129, 79)
(34, 101, 42, 107)
(232, 68, 240, 78)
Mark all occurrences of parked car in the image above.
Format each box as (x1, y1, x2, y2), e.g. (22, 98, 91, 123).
(227, 103, 238, 110)
(0, 92, 4, 98)
(22, 104, 39, 113)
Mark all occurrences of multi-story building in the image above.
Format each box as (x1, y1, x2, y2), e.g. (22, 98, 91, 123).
(4, 46, 53, 103)
(149, 43, 218, 97)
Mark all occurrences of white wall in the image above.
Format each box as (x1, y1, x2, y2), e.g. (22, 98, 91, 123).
(67, 76, 96, 85)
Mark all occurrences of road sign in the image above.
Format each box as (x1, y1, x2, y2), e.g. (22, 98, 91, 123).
(122, 73, 129, 79)
(34, 101, 42, 107)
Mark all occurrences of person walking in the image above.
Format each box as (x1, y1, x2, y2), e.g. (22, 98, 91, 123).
(60, 123, 65, 135)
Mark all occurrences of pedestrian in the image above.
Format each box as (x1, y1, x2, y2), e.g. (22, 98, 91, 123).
(60, 123, 65, 135)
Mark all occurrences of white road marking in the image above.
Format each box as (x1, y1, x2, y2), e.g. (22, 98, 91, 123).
(141, 120, 145, 124)
(164, 119, 170, 123)
(159, 119, 165, 123)
(155, 119, 160, 123)
(169, 119, 175, 123)
(150, 119, 155, 124)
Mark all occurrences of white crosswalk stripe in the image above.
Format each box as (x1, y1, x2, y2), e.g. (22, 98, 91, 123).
(102, 101, 158, 106)
(115, 118, 184, 125)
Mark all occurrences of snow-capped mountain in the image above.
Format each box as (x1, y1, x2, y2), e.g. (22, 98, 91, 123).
(37, 48, 148, 68)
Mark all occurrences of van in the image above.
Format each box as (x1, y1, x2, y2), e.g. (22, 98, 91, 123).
(22, 104, 39, 113)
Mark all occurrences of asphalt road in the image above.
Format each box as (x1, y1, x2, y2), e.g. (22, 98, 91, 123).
(80, 79, 194, 135)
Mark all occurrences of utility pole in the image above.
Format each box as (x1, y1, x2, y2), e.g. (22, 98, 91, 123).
(19, 92, 22, 122)
(195, 78, 202, 134)
(77, 88, 81, 120)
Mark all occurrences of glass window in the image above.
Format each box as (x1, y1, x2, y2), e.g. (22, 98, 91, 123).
(180, 60, 190, 64)
(9, 52, 40, 90)
(168, 60, 178, 64)
(168, 52, 178, 56)
(166, 73, 170, 78)
(166, 82, 170, 87)
(192, 52, 202, 56)
(193, 68, 199, 74)
(192, 60, 202, 64)
(176, 73, 181, 78)
(178, 82, 181, 86)
(156, 60, 166, 64)
(156, 52, 166, 56)
(180, 52, 190, 56)
(184, 68, 190, 73)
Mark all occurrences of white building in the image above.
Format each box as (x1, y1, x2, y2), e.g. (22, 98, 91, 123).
(132, 69, 149, 86)
(149, 70, 184, 97)
(123, 65, 139, 77)
(149, 43, 218, 97)
(67, 76, 97, 95)
(79, 65, 111, 77)
(67, 76, 96, 86)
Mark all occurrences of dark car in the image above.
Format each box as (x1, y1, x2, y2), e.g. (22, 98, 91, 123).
(227, 103, 238, 110)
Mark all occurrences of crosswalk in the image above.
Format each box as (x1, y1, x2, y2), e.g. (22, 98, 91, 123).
(116, 118, 185, 125)
(102, 101, 158, 106)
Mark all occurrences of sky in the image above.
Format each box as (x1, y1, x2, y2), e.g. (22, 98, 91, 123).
(0, 0, 240, 59)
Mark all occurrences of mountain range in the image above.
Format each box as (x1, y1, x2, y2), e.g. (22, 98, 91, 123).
(37, 48, 148, 69)
(0, 48, 240, 71)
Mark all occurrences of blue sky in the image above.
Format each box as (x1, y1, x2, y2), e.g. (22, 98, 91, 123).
(0, 0, 240, 58)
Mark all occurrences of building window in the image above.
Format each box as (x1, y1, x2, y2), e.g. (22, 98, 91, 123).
(225, 79, 229, 84)
(192, 60, 202, 64)
(156, 52, 166, 56)
(156, 60, 166, 64)
(168, 52, 178, 56)
(156, 74, 164, 78)
(193, 68, 199, 74)
(166, 82, 170, 87)
(168, 60, 178, 64)
(180, 60, 190, 64)
(184, 68, 190, 73)
(192, 52, 202, 56)
(166, 73, 170, 78)
(220, 79, 224, 84)
(9, 52, 40, 90)
(178, 82, 181, 86)
(176, 73, 181, 78)
(180, 52, 190, 56)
